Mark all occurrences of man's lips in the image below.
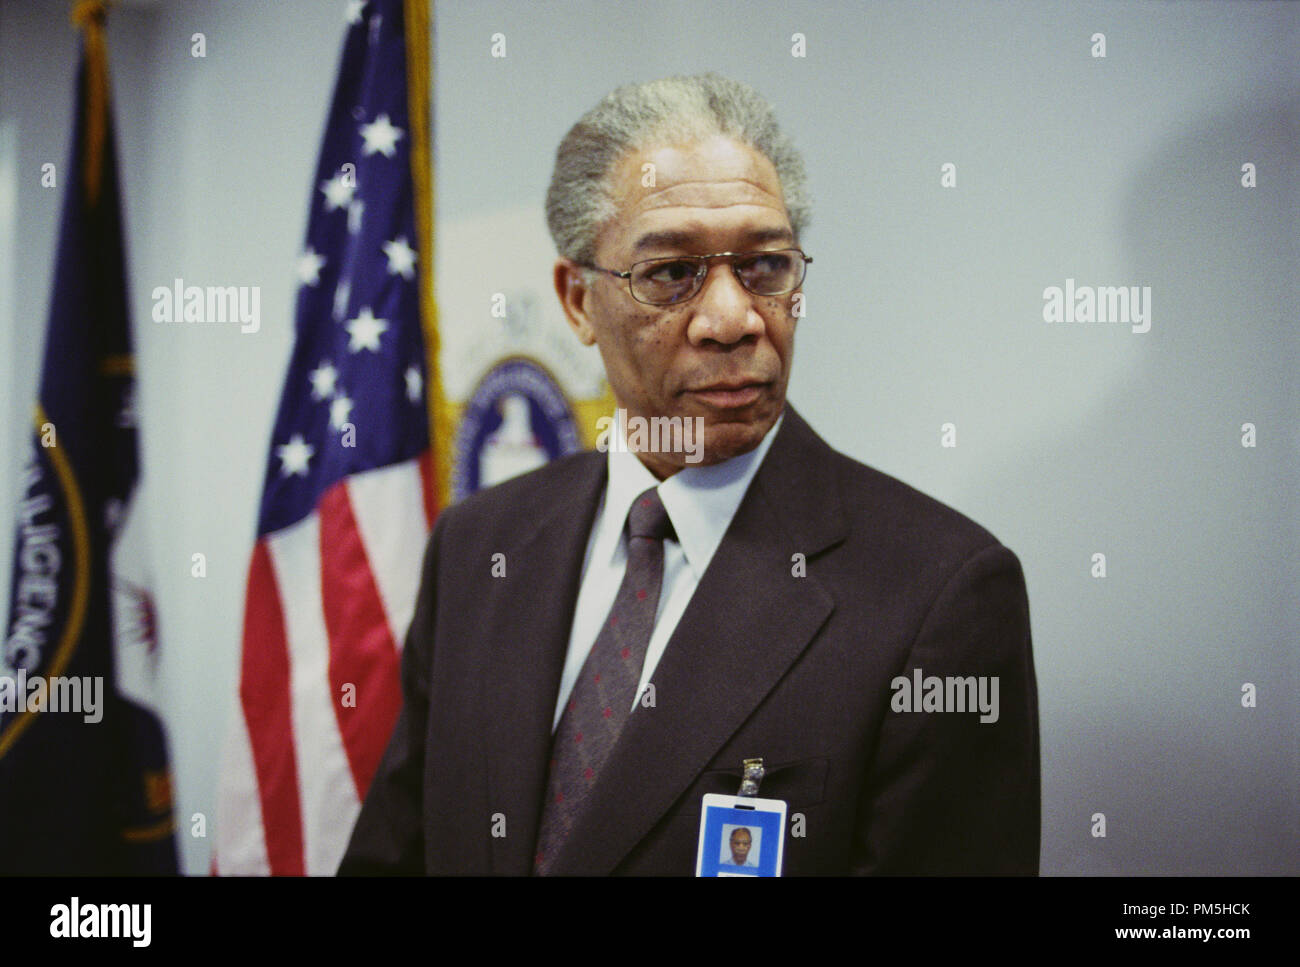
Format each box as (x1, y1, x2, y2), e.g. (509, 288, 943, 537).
(684, 381, 768, 408)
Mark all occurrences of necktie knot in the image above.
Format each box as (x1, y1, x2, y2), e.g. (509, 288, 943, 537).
(628, 487, 673, 541)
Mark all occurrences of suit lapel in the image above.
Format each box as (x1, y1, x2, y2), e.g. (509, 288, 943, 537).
(482, 451, 606, 875)
(549, 406, 849, 875)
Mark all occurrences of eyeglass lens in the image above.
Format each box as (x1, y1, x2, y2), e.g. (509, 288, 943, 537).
(629, 250, 806, 305)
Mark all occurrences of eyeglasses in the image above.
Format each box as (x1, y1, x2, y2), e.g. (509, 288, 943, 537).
(580, 248, 812, 306)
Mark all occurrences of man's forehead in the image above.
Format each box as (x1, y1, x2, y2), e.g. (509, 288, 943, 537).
(603, 136, 790, 254)
(628, 219, 793, 256)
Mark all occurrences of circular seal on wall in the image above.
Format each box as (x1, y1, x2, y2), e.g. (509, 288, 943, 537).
(451, 356, 582, 502)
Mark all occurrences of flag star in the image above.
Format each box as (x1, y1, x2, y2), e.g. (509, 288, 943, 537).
(346, 307, 388, 352)
(348, 199, 365, 235)
(297, 247, 326, 286)
(308, 362, 338, 401)
(369, 12, 383, 45)
(333, 279, 351, 321)
(329, 394, 355, 430)
(382, 236, 417, 280)
(276, 434, 315, 477)
(405, 365, 422, 403)
(344, 0, 366, 25)
(359, 113, 403, 158)
(320, 169, 356, 211)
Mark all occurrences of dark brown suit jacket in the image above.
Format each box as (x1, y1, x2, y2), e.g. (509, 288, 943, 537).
(339, 404, 1040, 875)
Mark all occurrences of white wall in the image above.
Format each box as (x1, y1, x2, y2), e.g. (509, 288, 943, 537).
(2, 0, 1296, 875)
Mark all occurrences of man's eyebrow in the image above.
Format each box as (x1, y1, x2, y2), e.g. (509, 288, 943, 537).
(631, 226, 794, 253)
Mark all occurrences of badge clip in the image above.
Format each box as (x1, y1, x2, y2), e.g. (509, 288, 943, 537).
(736, 757, 765, 797)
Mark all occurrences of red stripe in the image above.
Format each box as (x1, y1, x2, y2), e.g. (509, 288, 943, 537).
(240, 540, 305, 875)
(318, 482, 403, 802)
(417, 446, 438, 526)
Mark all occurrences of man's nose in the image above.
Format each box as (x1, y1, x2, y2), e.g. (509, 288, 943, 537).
(687, 263, 764, 345)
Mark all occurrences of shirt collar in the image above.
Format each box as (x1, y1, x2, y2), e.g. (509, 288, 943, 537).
(597, 410, 784, 580)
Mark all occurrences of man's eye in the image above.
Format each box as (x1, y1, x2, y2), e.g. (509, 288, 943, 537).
(741, 253, 790, 275)
(645, 260, 696, 283)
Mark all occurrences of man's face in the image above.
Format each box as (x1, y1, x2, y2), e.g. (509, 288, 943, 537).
(555, 135, 800, 478)
(729, 828, 752, 864)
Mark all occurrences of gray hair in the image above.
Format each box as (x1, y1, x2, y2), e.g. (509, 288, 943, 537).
(545, 72, 811, 266)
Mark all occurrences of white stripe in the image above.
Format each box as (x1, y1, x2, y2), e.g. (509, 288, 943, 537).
(267, 513, 361, 876)
(215, 699, 270, 875)
(345, 458, 429, 654)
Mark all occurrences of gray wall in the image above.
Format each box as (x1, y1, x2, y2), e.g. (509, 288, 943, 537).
(2, 0, 1296, 875)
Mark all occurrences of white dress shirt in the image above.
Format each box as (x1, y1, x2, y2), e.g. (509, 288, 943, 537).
(551, 413, 784, 732)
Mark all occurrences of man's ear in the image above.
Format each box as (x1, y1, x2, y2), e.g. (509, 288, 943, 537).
(553, 258, 598, 346)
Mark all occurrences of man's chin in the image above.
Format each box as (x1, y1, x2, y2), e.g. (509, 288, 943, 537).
(695, 406, 780, 464)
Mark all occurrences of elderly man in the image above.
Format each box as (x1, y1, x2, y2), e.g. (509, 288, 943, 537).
(721, 828, 757, 869)
(340, 73, 1039, 876)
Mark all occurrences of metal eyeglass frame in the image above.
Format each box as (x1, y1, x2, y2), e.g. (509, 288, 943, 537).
(578, 248, 813, 306)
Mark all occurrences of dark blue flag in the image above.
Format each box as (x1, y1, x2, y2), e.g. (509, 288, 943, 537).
(0, 3, 178, 874)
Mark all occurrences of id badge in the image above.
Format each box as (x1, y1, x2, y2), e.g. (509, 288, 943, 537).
(694, 793, 787, 877)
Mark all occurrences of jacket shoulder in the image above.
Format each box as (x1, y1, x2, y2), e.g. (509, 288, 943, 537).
(795, 431, 1012, 585)
(777, 407, 1005, 558)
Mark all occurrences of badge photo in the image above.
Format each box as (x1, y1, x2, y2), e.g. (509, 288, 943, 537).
(695, 793, 787, 877)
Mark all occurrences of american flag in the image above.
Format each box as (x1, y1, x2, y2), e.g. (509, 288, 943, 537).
(215, 0, 438, 875)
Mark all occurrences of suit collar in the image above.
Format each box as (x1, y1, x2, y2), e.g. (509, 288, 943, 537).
(751, 404, 849, 558)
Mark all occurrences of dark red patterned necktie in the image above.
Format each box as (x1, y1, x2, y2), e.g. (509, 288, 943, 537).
(533, 486, 674, 875)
